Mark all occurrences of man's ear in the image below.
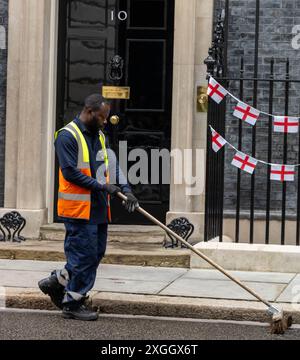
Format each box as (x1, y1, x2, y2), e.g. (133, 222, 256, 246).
(85, 107, 93, 116)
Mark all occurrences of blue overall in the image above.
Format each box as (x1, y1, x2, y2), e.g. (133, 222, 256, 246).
(54, 116, 131, 307)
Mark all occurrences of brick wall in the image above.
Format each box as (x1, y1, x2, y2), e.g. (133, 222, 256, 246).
(213, 0, 300, 217)
(0, 0, 7, 207)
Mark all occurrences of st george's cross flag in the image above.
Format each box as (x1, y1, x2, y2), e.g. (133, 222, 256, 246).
(270, 165, 295, 182)
(273, 116, 299, 134)
(233, 101, 260, 126)
(211, 128, 227, 153)
(207, 77, 228, 104)
(231, 151, 258, 174)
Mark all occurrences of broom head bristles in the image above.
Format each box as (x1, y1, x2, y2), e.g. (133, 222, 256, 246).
(270, 311, 293, 335)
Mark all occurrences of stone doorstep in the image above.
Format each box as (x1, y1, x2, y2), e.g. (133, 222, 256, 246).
(4, 240, 300, 272)
(0, 241, 190, 268)
(39, 224, 166, 244)
(191, 242, 300, 273)
(3, 288, 300, 324)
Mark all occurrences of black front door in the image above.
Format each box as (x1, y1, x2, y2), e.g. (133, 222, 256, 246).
(55, 0, 174, 224)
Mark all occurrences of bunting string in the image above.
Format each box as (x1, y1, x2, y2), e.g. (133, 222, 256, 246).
(223, 88, 276, 118)
(209, 125, 300, 168)
(207, 76, 300, 122)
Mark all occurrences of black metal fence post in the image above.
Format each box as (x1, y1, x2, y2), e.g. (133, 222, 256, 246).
(265, 58, 274, 245)
(281, 59, 290, 245)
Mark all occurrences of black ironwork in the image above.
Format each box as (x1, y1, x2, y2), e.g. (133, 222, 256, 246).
(163, 217, 194, 249)
(204, 6, 227, 243)
(204, 0, 300, 245)
(204, 10, 226, 79)
(0, 223, 5, 241)
(108, 55, 124, 81)
(0, 211, 26, 242)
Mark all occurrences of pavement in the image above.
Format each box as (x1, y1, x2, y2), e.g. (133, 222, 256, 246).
(1, 309, 300, 340)
(1, 259, 300, 324)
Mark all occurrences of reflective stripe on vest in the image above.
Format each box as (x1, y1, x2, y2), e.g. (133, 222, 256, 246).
(55, 121, 111, 221)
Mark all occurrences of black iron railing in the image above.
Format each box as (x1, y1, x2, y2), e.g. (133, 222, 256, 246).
(0, 211, 26, 242)
(204, 0, 300, 245)
(204, 9, 227, 243)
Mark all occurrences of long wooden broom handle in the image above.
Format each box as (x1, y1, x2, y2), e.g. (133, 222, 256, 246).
(117, 192, 271, 308)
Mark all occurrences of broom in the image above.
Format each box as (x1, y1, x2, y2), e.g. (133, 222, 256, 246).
(117, 192, 293, 335)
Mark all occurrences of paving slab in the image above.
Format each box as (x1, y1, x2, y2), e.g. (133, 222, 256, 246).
(181, 269, 295, 284)
(93, 278, 169, 295)
(0, 261, 187, 283)
(277, 274, 300, 303)
(0, 270, 50, 288)
(0, 259, 65, 272)
(159, 278, 287, 302)
(98, 264, 187, 282)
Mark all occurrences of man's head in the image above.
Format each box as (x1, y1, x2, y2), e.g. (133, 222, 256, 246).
(81, 94, 111, 132)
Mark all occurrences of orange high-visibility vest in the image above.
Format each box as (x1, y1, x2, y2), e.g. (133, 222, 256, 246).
(55, 121, 111, 221)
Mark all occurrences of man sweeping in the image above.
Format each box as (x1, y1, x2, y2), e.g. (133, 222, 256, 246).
(38, 94, 139, 321)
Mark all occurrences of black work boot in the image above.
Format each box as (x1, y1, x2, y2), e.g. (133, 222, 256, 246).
(62, 304, 99, 321)
(38, 272, 65, 309)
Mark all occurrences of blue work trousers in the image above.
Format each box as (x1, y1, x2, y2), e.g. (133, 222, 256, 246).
(61, 222, 108, 306)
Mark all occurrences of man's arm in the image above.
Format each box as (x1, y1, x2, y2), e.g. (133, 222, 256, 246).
(55, 132, 103, 192)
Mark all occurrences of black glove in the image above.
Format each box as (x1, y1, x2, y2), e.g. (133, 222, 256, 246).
(102, 184, 122, 196)
(122, 192, 139, 213)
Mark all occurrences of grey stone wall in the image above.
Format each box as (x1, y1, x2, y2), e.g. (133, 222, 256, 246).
(213, 0, 300, 217)
(0, 0, 7, 207)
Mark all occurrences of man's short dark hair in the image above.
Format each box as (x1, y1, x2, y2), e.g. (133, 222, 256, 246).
(84, 94, 110, 111)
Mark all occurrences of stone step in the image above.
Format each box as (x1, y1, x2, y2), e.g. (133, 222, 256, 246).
(40, 224, 166, 245)
(0, 240, 191, 268)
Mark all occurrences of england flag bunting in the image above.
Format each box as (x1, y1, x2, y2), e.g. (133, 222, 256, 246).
(231, 151, 258, 174)
(208, 125, 299, 182)
(270, 165, 295, 182)
(233, 102, 260, 126)
(211, 129, 227, 153)
(273, 116, 299, 134)
(207, 77, 228, 104)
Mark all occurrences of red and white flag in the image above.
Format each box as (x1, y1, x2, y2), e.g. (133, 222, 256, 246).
(270, 165, 295, 182)
(211, 129, 227, 153)
(231, 151, 258, 174)
(273, 116, 299, 134)
(207, 77, 228, 104)
(233, 102, 260, 126)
